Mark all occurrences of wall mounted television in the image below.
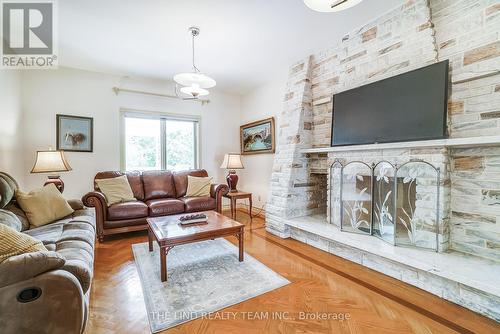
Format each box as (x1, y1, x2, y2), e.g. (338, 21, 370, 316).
(331, 60, 449, 147)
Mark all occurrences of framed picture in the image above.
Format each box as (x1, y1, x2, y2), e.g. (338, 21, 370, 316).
(56, 114, 93, 152)
(240, 117, 275, 155)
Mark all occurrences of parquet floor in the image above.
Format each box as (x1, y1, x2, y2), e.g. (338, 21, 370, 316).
(85, 210, 500, 334)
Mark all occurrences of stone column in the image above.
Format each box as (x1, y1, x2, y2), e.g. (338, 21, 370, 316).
(266, 56, 316, 238)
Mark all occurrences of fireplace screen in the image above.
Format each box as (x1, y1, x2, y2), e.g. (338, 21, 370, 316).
(373, 161, 396, 244)
(329, 161, 342, 228)
(395, 161, 440, 251)
(340, 162, 372, 235)
(330, 159, 441, 252)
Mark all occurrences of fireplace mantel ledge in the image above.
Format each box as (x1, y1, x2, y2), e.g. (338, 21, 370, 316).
(285, 215, 500, 299)
(300, 135, 500, 154)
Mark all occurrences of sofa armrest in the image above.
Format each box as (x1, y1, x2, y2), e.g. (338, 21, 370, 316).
(0, 251, 65, 288)
(210, 183, 229, 213)
(82, 191, 107, 242)
(0, 269, 86, 334)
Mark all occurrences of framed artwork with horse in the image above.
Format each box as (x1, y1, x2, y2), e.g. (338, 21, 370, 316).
(56, 114, 93, 152)
(240, 117, 275, 155)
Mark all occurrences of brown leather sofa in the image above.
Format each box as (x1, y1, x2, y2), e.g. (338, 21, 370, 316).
(82, 169, 228, 241)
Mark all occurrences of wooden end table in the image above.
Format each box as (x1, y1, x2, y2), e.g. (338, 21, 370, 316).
(147, 211, 244, 282)
(223, 191, 252, 220)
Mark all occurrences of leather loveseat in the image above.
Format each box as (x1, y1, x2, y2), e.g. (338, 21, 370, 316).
(82, 169, 228, 242)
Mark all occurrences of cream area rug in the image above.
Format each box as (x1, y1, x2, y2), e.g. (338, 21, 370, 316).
(132, 238, 290, 332)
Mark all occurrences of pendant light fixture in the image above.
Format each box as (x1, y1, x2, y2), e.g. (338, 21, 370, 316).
(174, 27, 216, 98)
(303, 0, 363, 12)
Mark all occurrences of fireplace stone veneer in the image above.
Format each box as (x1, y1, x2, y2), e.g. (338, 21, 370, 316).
(267, 142, 500, 321)
(266, 0, 500, 321)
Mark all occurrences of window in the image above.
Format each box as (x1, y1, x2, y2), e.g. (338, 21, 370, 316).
(121, 111, 199, 171)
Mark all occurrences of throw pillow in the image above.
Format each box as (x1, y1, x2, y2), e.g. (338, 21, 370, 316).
(16, 184, 75, 228)
(67, 199, 85, 210)
(0, 224, 47, 262)
(95, 175, 136, 206)
(186, 176, 212, 197)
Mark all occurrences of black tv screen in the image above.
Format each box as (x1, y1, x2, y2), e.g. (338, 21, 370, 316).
(331, 60, 449, 146)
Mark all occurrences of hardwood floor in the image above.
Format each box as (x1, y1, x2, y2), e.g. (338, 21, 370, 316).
(86, 211, 499, 334)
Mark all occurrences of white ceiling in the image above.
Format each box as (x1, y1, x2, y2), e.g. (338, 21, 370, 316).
(59, 0, 403, 95)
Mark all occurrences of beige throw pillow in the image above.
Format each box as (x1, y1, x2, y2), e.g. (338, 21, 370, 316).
(186, 176, 212, 197)
(0, 224, 47, 262)
(16, 184, 74, 228)
(95, 175, 136, 206)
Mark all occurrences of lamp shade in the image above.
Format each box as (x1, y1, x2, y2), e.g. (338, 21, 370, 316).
(31, 151, 72, 173)
(174, 72, 216, 89)
(220, 154, 244, 170)
(303, 0, 363, 12)
(180, 83, 210, 97)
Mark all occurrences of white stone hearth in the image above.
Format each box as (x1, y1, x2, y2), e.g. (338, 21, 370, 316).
(285, 214, 500, 321)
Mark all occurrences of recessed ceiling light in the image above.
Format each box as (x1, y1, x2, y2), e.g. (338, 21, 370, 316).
(304, 0, 363, 13)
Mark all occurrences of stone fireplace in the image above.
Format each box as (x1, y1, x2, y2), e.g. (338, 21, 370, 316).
(265, 0, 500, 322)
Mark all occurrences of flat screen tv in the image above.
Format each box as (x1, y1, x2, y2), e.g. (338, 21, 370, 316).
(331, 60, 449, 146)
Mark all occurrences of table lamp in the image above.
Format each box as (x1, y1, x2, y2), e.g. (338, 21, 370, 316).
(31, 150, 72, 193)
(220, 153, 244, 192)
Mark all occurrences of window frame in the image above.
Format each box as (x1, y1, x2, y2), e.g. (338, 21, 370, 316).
(119, 108, 201, 172)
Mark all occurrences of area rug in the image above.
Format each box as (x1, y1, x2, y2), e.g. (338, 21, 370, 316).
(132, 239, 290, 332)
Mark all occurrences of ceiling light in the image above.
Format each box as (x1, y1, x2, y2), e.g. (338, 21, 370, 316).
(174, 72, 216, 89)
(174, 27, 216, 98)
(303, 0, 363, 12)
(180, 83, 209, 97)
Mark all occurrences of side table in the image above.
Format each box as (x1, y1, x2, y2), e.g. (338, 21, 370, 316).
(223, 191, 252, 220)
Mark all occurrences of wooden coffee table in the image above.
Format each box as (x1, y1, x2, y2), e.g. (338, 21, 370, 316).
(147, 211, 245, 282)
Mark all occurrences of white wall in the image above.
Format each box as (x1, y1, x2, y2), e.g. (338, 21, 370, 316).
(21, 67, 241, 199)
(2, 65, 288, 208)
(239, 73, 287, 209)
(0, 71, 24, 184)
